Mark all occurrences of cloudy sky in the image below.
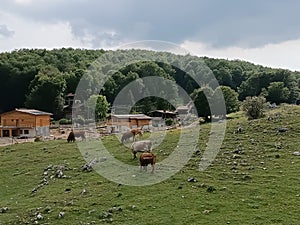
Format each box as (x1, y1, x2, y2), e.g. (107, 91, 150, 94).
(1, 0, 300, 70)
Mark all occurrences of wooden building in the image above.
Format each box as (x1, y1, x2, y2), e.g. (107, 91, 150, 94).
(0, 108, 52, 138)
(106, 114, 152, 133)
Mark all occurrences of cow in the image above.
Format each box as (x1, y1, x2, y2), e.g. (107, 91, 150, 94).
(130, 140, 152, 159)
(139, 152, 156, 173)
(67, 131, 75, 143)
(74, 131, 86, 141)
(121, 128, 143, 143)
(67, 130, 86, 142)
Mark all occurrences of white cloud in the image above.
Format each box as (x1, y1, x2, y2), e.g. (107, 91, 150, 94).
(14, 0, 33, 4)
(181, 39, 300, 71)
(0, 11, 88, 52)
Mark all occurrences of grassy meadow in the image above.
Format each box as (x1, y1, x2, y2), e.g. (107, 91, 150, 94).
(0, 105, 300, 225)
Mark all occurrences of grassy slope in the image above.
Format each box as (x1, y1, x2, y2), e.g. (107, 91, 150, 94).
(0, 105, 299, 225)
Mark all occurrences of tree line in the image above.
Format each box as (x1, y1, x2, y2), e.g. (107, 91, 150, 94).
(0, 48, 299, 120)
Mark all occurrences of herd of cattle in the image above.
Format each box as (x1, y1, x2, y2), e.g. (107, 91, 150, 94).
(67, 128, 156, 173)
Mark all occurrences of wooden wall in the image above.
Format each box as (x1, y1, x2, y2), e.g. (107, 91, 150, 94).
(1, 111, 51, 127)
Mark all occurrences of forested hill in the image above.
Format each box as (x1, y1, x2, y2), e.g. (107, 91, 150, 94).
(0, 48, 299, 119)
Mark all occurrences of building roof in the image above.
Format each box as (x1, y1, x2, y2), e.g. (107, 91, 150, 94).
(112, 114, 152, 120)
(1, 108, 53, 116)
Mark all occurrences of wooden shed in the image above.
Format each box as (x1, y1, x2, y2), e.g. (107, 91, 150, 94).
(0, 108, 52, 138)
(106, 114, 152, 133)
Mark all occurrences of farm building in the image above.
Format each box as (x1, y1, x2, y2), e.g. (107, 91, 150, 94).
(106, 114, 152, 133)
(0, 108, 52, 138)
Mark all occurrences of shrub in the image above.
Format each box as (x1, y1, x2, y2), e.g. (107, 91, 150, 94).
(58, 118, 72, 125)
(242, 96, 267, 120)
(165, 118, 174, 126)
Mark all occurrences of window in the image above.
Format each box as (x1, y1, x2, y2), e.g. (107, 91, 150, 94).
(11, 119, 14, 122)
(24, 130, 29, 134)
(20, 130, 23, 134)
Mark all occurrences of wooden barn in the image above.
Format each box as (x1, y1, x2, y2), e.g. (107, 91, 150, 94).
(106, 114, 152, 133)
(0, 108, 52, 138)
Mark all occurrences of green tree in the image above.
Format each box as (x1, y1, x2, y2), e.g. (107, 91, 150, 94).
(191, 86, 213, 121)
(87, 94, 110, 120)
(266, 82, 290, 104)
(242, 96, 267, 120)
(215, 86, 239, 114)
(25, 66, 66, 119)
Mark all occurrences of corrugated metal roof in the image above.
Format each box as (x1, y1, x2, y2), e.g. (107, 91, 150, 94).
(14, 108, 52, 116)
(112, 114, 152, 119)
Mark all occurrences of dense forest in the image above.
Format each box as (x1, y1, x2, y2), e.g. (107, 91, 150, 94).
(0, 48, 299, 119)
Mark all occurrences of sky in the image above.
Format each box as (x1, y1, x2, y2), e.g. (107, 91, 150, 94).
(1, 0, 300, 71)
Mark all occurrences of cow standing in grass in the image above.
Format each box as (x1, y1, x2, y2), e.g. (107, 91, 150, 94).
(121, 128, 143, 143)
(67, 130, 86, 142)
(131, 140, 152, 159)
(67, 131, 75, 143)
(139, 152, 156, 173)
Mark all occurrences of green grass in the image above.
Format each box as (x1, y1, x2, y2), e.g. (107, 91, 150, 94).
(0, 105, 300, 224)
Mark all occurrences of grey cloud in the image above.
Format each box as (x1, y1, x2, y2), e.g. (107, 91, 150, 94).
(2, 0, 300, 48)
(0, 25, 14, 38)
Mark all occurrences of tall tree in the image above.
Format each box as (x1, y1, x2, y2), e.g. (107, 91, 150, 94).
(25, 66, 66, 119)
(86, 94, 110, 120)
(266, 82, 290, 104)
(191, 86, 213, 121)
(214, 86, 240, 115)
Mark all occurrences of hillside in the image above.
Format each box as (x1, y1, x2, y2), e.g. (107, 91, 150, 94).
(0, 48, 299, 118)
(0, 105, 299, 225)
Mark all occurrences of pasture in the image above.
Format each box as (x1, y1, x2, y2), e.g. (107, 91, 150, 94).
(0, 105, 299, 224)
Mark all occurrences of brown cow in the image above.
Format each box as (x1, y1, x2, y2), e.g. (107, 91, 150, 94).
(67, 130, 86, 142)
(139, 152, 156, 173)
(67, 131, 75, 143)
(121, 128, 143, 143)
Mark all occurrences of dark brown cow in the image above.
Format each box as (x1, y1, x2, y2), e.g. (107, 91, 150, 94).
(67, 130, 86, 142)
(139, 152, 156, 173)
(67, 131, 75, 143)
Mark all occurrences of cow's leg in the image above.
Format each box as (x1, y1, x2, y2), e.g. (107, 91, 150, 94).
(132, 152, 137, 160)
(151, 164, 155, 173)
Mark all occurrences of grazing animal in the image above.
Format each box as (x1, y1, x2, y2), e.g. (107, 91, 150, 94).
(67, 130, 86, 142)
(121, 128, 143, 143)
(139, 152, 156, 173)
(131, 140, 152, 159)
(74, 131, 86, 140)
(67, 131, 75, 143)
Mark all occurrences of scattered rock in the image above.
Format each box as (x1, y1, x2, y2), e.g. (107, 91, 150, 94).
(82, 158, 101, 171)
(36, 213, 43, 220)
(187, 177, 197, 182)
(0, 207, 9, 213)
(202, 209, 213, 214)
(58, 211, 65, 219)
(278, 127, 288, 133)
(206, 186, 216, 193)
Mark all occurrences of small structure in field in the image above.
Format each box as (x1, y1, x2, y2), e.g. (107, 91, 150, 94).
(106, 114, 152, 133)
(0, 108, 52, 138)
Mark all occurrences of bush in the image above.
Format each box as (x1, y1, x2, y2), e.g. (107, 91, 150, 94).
(165, 118, 174, 126)
(58, 118, 72, 125)
(242, 96, 267, 120)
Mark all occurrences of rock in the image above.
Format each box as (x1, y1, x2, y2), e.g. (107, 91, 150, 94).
(293, 151, 300, 156)
(81, 189, 87, 195)
(278, 127, 288, 133)
(202, 209, 213, 214)
(36, 213, 43, 220)
(207, 186, 216, 193)
(187, 177, 197, 182)
(0, 207, 9, 213)
(58, 211, 65, 219)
